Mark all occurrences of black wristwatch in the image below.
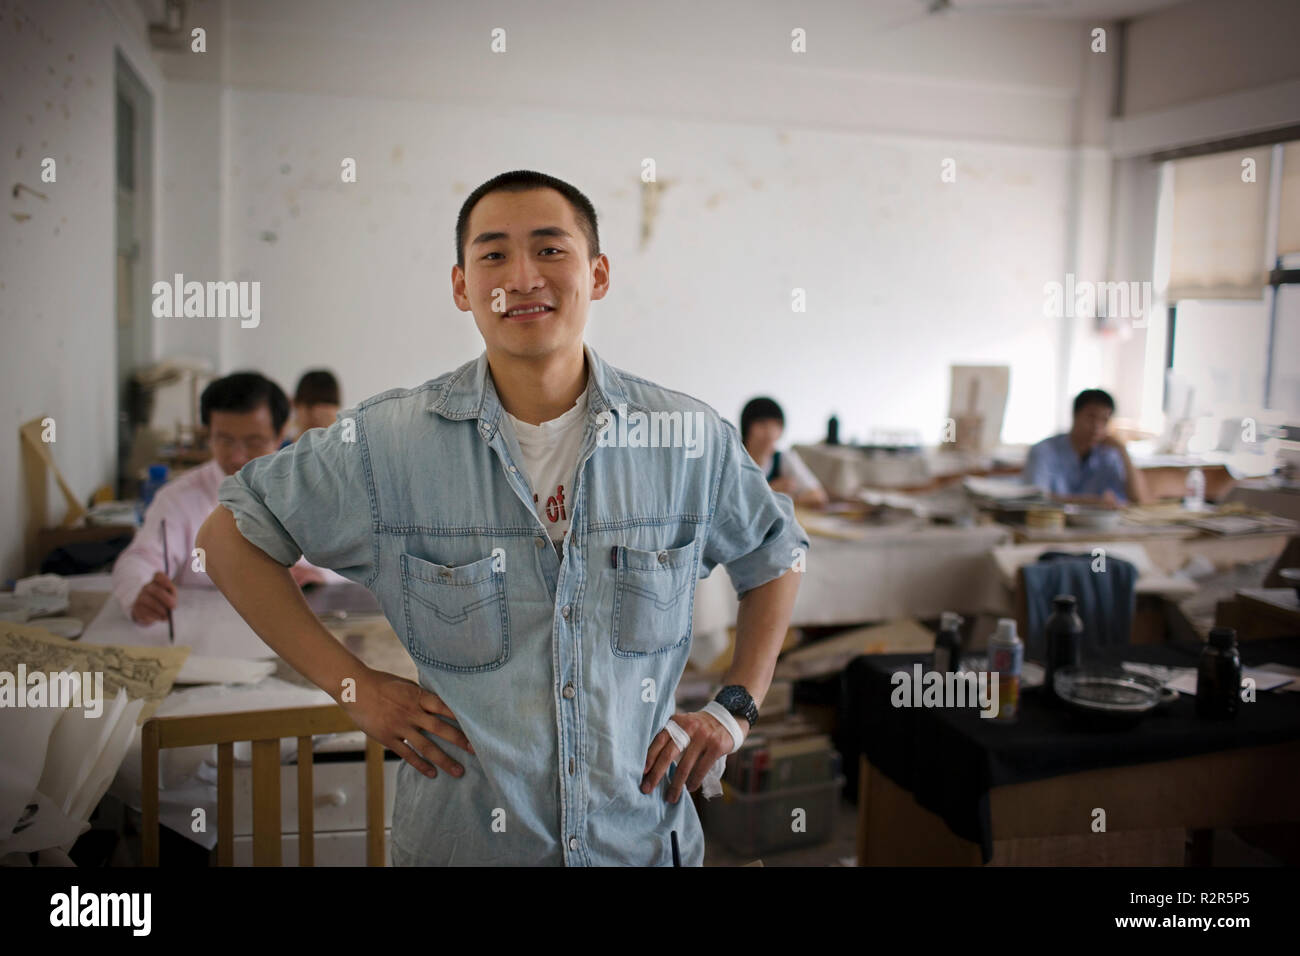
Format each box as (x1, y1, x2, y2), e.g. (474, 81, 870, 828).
(714, 685, 759, 726)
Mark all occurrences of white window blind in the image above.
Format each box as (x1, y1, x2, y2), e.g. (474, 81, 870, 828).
(1167, 149, 1272, 300)
(1278, 141, 1300, 258)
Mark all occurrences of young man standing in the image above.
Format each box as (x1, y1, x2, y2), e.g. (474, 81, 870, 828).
(197, 170, 808, 866)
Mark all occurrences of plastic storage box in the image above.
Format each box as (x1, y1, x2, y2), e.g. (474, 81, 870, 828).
(701, 775, 845, 857)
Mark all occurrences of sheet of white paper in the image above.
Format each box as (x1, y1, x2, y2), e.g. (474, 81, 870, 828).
(38, 674, 120, 816)
(1260, 664, 1300, 692)
(66, 693, 144, 833)
(1164, 667, 1293, 696)
(175, 655, 276, 686)
(83, 586, 275, 660)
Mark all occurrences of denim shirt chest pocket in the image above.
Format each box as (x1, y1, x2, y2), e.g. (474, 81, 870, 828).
(610, 540, 697, 658)
(399, 551, 509, 672)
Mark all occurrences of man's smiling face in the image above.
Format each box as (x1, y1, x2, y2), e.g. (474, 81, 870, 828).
(452, 187, 609, 361)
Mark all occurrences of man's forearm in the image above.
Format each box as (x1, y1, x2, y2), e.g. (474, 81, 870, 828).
(723, 568, 801, 712)
(1124, 455, 1149, 505)
(196, 505, 370, 703)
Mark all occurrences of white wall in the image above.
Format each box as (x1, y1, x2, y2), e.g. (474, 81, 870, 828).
(218, 91, 1078, 446)
(189, 0, 1116, 448)
(0, 0, 164, 581)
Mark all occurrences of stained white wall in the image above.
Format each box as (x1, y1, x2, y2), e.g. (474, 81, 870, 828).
(0, 0, 164, 582)
(215, 91, 1079, 447)
(159, 0, 1118, 451)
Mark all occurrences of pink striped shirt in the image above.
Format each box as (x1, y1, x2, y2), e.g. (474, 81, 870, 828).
(111, 458, 345, 620)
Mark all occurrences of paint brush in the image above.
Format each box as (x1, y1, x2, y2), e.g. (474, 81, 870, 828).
(161, 518, 174, 643)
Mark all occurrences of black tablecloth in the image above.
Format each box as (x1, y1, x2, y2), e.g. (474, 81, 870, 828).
(842, 638, 1300, 863)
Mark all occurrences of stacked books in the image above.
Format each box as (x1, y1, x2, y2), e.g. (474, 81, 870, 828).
(723, 716, 840, 793)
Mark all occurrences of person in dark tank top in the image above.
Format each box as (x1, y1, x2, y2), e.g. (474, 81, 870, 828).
(740, 397, 829, 509)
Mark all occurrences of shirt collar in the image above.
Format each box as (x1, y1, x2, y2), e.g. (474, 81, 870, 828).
(426, 341, 636, 441)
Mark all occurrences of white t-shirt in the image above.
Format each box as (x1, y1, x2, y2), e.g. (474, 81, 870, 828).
(503, 377, 591, 555)
(757, 447, 824, 498)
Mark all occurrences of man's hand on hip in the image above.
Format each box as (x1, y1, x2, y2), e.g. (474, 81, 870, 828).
(642, 709, 749, 803)
(341, 667, 476, 779)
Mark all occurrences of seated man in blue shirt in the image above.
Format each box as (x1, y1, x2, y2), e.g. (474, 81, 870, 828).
(1023, 388, 1148, 507)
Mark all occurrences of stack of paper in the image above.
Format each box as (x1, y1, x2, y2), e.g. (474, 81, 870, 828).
(0, 623, 188, 859)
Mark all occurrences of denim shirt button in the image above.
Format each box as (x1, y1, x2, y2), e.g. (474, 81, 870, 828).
(657, 551, 668, 563)
(561, 605, 571, 619)
(562, 682, 576, 699)
(568, 837, 578, 851)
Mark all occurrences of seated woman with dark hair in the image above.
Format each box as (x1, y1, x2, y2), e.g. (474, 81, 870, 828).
(285, 368, 342, 444)
(740, 397, 829, 510)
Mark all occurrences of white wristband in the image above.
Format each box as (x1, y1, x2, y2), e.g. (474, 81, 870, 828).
(702, 701, 745, 754)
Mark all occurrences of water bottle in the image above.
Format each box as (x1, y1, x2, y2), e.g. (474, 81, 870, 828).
(1183, 467, 1206, 511)
(827, 414, 839, 446)
(138, 464, 170, 522)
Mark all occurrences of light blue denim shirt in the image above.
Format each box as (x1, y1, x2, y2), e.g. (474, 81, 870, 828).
(1023, 433, 1129, 502)
(217, 342, 809, 866)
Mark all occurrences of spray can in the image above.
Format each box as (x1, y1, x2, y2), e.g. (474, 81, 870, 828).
(989, 618, 1023, 721)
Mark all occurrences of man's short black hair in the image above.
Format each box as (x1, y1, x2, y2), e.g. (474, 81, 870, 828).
(1073, 388, 1115, 417)
(200, 372, 290, 434)
(740, 397, 785, 443)
(455, 170, 600, 269)
(294, 369, 340, 406)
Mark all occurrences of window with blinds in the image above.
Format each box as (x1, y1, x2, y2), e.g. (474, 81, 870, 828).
(1167, 149, 1273, 301)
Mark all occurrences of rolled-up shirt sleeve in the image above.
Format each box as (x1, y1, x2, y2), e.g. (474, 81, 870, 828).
(702, 418, 811, 599)
(216, 410, 376, 584)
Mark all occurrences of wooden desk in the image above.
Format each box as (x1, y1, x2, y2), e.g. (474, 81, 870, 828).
(1139, 464, 1235, 503)
(1216, 588, 1300, 640)
(1010, 528, 1290, 576)
(857, 740, 1300, 865)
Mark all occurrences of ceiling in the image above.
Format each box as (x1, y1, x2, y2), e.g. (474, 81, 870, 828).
(135, 0, 1194, 30)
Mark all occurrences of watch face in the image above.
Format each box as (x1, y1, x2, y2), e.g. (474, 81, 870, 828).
(718, 685, 749, 710)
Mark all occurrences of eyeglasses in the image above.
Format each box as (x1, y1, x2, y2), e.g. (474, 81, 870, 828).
(211, 434, 277, 455)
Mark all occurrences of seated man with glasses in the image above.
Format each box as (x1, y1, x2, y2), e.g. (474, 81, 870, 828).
(112, 371, 345, 626)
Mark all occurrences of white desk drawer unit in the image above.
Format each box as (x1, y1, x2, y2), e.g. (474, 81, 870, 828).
(227, 755, 399, 866)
